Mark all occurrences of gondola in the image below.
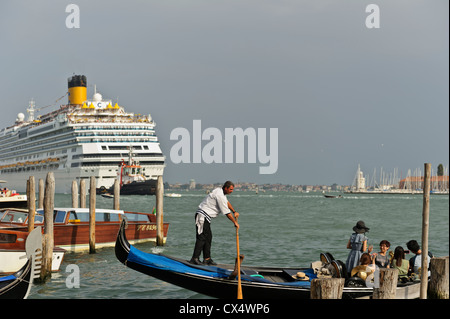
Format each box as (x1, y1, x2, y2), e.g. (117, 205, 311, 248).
(0, 258, 34, 299)
(0, 227, 42, 299)
(119, 220, 413, 299)
(116, 220, 313, 299)
(116, 220, 423, 299)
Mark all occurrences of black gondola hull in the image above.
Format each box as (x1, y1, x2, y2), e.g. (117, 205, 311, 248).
(123, 258, 312, 299)
(115, 220, 377, 299)
(0, 260, 33, 299)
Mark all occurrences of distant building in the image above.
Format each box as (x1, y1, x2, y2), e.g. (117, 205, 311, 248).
(399, 175, 449, 191)
(189, 179, 196, 190)
(356, 167, 366, 191)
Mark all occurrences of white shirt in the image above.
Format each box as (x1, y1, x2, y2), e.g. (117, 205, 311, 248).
(195, 187, 230, 234)
(198, 187, 230, 219)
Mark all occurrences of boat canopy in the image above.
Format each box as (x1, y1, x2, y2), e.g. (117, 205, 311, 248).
(51, 208, 124, 215)
(0, 208, 125, 225)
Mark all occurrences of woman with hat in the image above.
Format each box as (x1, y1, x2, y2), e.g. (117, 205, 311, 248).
(345, 221, 372, 275)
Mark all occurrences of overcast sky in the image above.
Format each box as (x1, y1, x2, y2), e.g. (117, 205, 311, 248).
(0, 0, 448, 186)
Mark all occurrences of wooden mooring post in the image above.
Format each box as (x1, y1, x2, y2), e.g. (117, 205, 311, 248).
(114, 179, 120, 210)
(421, 163, 431, 299)
(72, 180, 78, 208)
(429, 256, 449, 299)
(40, 172, 55, 282)
(89, 176, 96, 254)
(372, 268, 398, 299)
(156, 175, 164, 246)
(38, 178, 44, 209)
(310, 278, 345, 299)
(27, 176, 36, 232)
(80, 179, 86, 208)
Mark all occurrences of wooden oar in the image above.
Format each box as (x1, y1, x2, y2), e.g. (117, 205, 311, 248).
(236, 217, 243, 299)
(228, 254, 244, 280)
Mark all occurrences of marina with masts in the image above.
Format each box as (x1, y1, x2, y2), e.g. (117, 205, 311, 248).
(346, 164, 449, 195)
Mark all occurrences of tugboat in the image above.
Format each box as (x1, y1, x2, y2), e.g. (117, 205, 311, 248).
(97, 148, 157, 195)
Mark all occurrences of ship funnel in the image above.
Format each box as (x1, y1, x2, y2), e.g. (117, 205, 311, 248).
(68, 75, 87, 105)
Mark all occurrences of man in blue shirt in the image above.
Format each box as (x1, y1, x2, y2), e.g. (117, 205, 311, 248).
(406, 240, 433, 278)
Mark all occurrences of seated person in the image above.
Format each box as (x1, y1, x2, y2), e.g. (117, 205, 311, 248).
(406, 240, 433, 278)
(391, 246, 409, 282)
(372, 240, 391, 268)
(351, 253, 375, 281)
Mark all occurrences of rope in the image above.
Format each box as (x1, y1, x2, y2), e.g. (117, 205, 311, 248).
(36, 92, 68, 112)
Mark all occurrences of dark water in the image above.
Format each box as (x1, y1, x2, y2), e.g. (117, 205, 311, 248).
(28, 191, 449, 299)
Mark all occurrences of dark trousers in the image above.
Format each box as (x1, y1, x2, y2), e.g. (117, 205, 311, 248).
(192, 216, 212, 260)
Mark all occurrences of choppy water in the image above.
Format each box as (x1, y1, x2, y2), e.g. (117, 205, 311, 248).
(28, 191, 448, 299)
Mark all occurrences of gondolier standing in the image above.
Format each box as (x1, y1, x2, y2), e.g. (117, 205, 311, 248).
(190, 181, 239, 265)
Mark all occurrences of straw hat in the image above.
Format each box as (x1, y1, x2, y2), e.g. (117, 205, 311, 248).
(292, 272, 309, 281)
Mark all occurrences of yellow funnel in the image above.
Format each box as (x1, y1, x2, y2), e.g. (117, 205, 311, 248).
(68, 75, 87, 105)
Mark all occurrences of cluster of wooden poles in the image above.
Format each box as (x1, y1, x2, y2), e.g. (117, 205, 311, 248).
(25, 172, 165, 283)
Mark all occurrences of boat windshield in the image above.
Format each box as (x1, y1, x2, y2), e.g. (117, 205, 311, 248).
(0, 210, 44, 224)
(0, 210, 27, 223)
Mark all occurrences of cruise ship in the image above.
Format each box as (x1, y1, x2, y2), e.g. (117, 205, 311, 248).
(0, 75, 165, 193)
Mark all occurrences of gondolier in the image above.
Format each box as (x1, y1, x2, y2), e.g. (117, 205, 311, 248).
(190, 181, 239, 265)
